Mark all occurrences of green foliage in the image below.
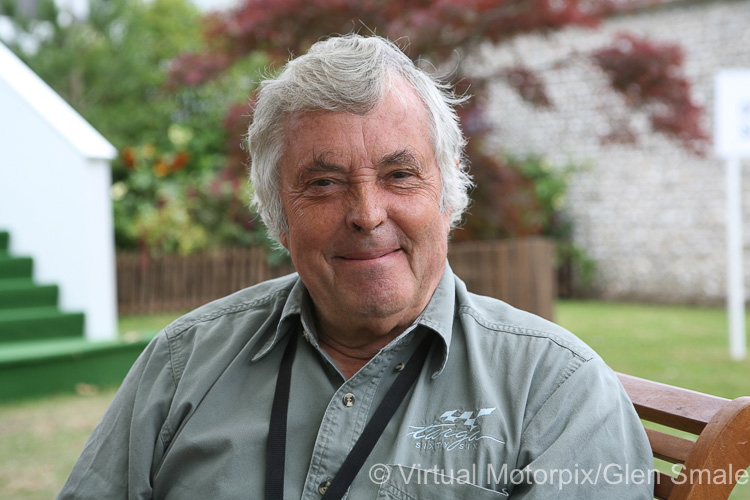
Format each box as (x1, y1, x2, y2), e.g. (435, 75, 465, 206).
(463, 153, 596, 289)
(508, 155, 576, 239)
(4, 0, 201, 149)
(112, 143, 210, 255)
(511, 155, 596, 287)
(112, 141, 266, 256)
(3, 0, 272, 255)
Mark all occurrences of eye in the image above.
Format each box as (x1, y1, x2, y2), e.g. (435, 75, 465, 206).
(390, 170, 413, 180)
(311, 178, 334, 187)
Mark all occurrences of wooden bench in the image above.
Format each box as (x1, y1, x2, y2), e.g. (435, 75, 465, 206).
(617, 373, 750, 499)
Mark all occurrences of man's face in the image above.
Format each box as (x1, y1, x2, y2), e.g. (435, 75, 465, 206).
(278, 78, 451, 331)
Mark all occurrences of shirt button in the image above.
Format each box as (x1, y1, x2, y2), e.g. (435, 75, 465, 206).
(342, 393, 355, 407)
(318, 479, 332, 495)
(395, 362, 405, 371)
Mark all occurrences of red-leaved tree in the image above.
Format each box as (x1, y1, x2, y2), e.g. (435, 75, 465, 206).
(169, 0, 709, 240)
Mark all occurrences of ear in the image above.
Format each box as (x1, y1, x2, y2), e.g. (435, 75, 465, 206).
(442, 209, 452, 235)
(279, 231, 289, 250)
(441, 157, 461, 230)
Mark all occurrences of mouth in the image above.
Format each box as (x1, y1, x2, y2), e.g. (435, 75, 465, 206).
(335, 248, 402, 261)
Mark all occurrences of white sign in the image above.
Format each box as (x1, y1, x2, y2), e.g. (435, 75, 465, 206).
(715, 70, 750, 157)
(715, 69, 749, 360)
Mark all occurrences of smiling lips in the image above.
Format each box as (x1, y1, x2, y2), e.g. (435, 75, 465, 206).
(336, 248, 402, 261)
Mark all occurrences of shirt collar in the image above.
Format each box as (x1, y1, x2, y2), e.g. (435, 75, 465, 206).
(417, 262, 455, 378)
(251, 276, 308, 362)
(251, 263, 456, 378)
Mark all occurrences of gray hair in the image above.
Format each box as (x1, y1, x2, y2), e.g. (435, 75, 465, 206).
(248, 34, 472, 243)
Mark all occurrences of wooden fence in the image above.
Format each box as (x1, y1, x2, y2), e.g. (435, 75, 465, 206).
(117, 237, 556, 320)
(116, 247, 295, 315)
(447, 237, 556, 320)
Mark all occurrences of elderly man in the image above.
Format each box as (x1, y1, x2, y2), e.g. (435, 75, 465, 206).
(58, 35, 653, 499)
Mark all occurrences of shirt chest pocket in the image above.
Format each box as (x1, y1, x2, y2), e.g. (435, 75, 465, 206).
(375, 465, 509, 500)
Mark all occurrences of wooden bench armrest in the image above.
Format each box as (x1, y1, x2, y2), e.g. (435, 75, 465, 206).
(617, 373, 729, 434)
(616, 372, 750, 500)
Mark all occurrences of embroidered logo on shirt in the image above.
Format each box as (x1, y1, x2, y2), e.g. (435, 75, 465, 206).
(406, 407, 505, 451)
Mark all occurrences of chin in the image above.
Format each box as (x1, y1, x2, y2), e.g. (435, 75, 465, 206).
(348, 292, 409, 319)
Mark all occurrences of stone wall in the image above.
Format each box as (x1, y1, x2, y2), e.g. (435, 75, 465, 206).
(475, 0, 750, 304)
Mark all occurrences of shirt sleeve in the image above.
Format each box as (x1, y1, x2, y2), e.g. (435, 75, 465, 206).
(509, 357, 654, 499)
(56, 331, 177, 500)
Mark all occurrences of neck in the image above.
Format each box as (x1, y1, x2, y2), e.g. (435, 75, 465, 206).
(316, 320, 409, 379)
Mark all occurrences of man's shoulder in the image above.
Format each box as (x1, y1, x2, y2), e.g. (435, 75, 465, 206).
(164, 272, 300, 339)
(454, 276, 597, 363)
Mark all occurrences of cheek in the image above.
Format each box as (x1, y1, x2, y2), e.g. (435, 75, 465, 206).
(396, 204, 450, 246)
(285, 202, 342, 248)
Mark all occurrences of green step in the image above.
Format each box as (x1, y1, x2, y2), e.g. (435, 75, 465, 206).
(0, 255, 33, 279)
(0, 334, 155, 401)
(0, 231, 8, 253)
(0, 307, 84, 342)
(0, 280, 58, 309)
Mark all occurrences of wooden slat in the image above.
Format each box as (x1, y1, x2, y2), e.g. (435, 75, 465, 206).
(653, 471, 675, 500)
(617, 373, 729, 434)
(645, 428, 695, 464)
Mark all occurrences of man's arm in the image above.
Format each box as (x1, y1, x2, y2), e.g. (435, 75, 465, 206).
(510, 358, 654, 499)
(56, 332, 177, 500)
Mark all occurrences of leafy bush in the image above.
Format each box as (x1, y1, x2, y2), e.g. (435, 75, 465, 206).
(454, 153, 595, 292)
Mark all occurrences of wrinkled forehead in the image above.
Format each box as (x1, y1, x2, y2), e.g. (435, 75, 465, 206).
(280, 75, 434, 155)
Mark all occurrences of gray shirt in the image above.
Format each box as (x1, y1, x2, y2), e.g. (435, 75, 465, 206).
(57, 265, 654, 499)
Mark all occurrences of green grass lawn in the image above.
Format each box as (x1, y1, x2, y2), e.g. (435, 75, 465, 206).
(556, 300, 750, 399)
(0, 388, 119, 500)
(1, 301, 749, 499)
(0, 310, 184, 500)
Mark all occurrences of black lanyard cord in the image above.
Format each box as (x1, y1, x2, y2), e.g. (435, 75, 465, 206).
(265, 332, 298, 500)
(265, 333, 432, 500)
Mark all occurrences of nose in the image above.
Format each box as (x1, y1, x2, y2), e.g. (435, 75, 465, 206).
(346, 183, 386, 233)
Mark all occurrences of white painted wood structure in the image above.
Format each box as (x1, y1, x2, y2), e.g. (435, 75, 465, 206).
(0, 41, 118, 341)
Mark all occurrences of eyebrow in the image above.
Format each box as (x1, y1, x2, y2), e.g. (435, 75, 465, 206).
(311, 151, 341, 171)
(377, 149, 422, 172)
(299, 148, 423, 180)
(298, 151, 341, 180)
